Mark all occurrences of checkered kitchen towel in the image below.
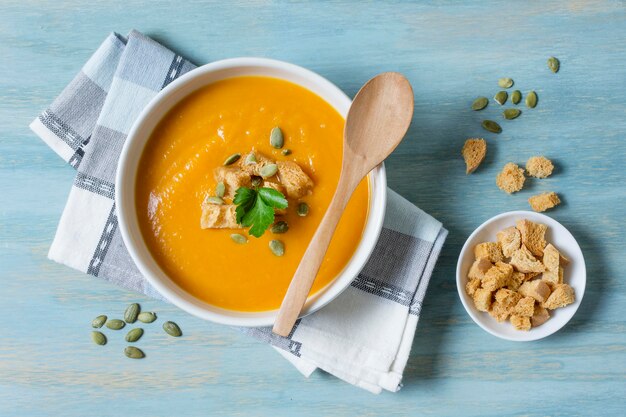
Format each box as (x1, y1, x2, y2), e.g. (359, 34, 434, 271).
(30, 30, 447, 394)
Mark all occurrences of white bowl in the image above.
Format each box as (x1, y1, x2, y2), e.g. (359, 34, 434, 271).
(116, 58, 387, 327)
(456, 211, 586, 341)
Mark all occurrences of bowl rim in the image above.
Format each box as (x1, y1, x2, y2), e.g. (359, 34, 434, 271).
(456, 210, 586, 341)
(116, 57, 387, 327)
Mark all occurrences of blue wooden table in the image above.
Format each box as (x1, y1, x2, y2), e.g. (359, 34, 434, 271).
(1, 1, 625, 415)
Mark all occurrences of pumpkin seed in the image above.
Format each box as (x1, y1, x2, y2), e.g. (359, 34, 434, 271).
(481, 120, 502, 134)
(269, 240, 285, 257)
(281, 149, 292, 156)
(124, 346, 145, 359)
(494, 91, 508, 105)
(471, 97, 489, 111)
(215, 182, 225, 198)
(270, 127, 284, 149)
(124, 303, 140, 323)
(137, 312, 157, 323)
(271, 221, 289, 234)
(244, 153, 257, 165)
(251, 176, 263, 187)
(125, 328, 144, 343)
(230, 233, 248, 244)
(91, 315, 107, 328)
(297, 202, 309, 217)
(205, 196, 224, 205)
(260, 163, 278, 178)
(163, 321, 182, 337)
(511, 90, 522, 104)
(548, 56, 560, 73)
(91, 331, 107, 346)
(223, 153, 241, 166)
(498, 78, 514, 88)
(503, 108, 521, 120)
(105, 319, 125, 330)
(526, 91, 538, 108)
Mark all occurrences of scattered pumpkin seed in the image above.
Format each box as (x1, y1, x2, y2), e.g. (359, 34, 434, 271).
(205, 196, 224, 205)
(223, 153, 241, 166)
(124, 346, 145, 359)
(270, 127, 284, 149)
(260, 163, 278, 178)
(215, 182, 225, 198)
(124, 303, 140, 323)
(471, 97, 489, 111)
(281, 149, 292, 156)
(244, 153, 257, 165)
(481, 120, 502, 134)
(137, 312, 157, 323)
(251, 176, 262, 187)
(230, 233, 248, 244)
(91, 315, 107, 328)
(503, 108, 521, 120)
(91, 331, 107, 346)
(269, 240, 285, 257)
(125, 328, 144, 343)
(163, 321, 182, 337)
(526, 91, 538, 108)
(498, 78, 514, 88)
(105, 319, 125, 330)
(548, 56, 560, 73)
(297, 202, 309, 217)
(511, 90, 522, 104)
(271, 221, 289, 234)
(494, 91, 508, 105)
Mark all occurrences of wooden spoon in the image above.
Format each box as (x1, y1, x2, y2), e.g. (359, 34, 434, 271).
(272, 72, 414, 336)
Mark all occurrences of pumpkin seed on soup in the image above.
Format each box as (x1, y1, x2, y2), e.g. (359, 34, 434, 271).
(297, 202, 309, 217)
(498, 78, 514, 88)
(503, 108, 521, 120)
(91, 315, 107, 328)
(105, 319, 125, 330)
(205, 196, 224, 205)
(260, 163, 278, 178)
(137, 312, 157, 323)
(91, 331, 107, 346)
(124, 346, 145, 359)
(125, 328, 144, 343)
(251, 176, 262, 187)
(215, 182, 225, 198)
(481, 120, 502, 134)
(281, 149, 292, 156)
(271, 221, 289, 234)
(223, 153, 241, 166)
(548, 56, 560, 73)
(163, 321, 182, 337)
(526, 91, 538, 108)
(270, 127, 284, 149)
(471, 97, 489, 111)
(124, 303, 140, 323)
(230, 233, 248, 244)
(244, 153, 257, 165)
(511, 90, 522, 104)
(269, 240, 285, 257)
(494, 91, 508, 105)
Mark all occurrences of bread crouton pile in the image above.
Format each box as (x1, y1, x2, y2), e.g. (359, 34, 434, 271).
(465, 218, 575, 331)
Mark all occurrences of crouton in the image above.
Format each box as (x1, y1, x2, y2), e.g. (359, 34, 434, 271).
(214, 166, 252, 198)
(513, 296, 535, 317)
(510, 315, 531, 331)
(462, 138, 487, 174)
(529, 192, 561, 212)
(543, 284, 575, 309)
(473, 288, 492, 312)
(496, 162, 525, 194)
(525, 156, 554, 178)
(276, 161, 314, 199)
(518, 279, 552, 303)
(516, 219, 548, 257)
(497, 226, 522, 257)
(507, 272, 526, 291)
(474, 242, 504, 263)
(525, 272, 542, 280)
(239, 151, 273, 174)
(542, 243, 562, 285)
(495, 288, 522, 308)
(466, 278, 482, 297)
(482, 262, 513, 292)
(531, 305, 550, 327)
(468, 257, 493, 280)
(489, 301, 510, 322)
(200, 203, 241, 229)
(509, 245, 545, 273)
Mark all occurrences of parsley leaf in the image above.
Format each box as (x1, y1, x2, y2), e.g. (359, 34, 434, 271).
(233, 187, 288, 237)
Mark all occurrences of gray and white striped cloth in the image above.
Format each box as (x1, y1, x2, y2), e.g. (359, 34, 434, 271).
(30, 30, 447, 394)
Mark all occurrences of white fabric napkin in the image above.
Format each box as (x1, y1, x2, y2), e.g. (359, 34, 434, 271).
(30, 30, 447, 394)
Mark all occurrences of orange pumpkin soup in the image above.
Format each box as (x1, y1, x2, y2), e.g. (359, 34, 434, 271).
(136, 76, 369, 311)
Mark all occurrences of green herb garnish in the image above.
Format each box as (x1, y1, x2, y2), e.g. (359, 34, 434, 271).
(234, 187, 288, 237)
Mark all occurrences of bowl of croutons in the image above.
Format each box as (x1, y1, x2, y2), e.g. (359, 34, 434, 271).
(456, 211, 586, 341)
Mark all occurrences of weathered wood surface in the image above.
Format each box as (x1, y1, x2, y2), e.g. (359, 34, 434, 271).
(1, 1, 625, 415)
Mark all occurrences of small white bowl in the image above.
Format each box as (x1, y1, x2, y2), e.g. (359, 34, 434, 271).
(456, 211, 586, 341)
(116, 58, 387, 327)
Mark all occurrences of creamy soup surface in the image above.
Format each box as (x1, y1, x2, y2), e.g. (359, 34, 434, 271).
(136, 76, 369, 311)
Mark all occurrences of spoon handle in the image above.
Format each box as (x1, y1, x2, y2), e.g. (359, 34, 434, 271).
(272, 169, 360, 336)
